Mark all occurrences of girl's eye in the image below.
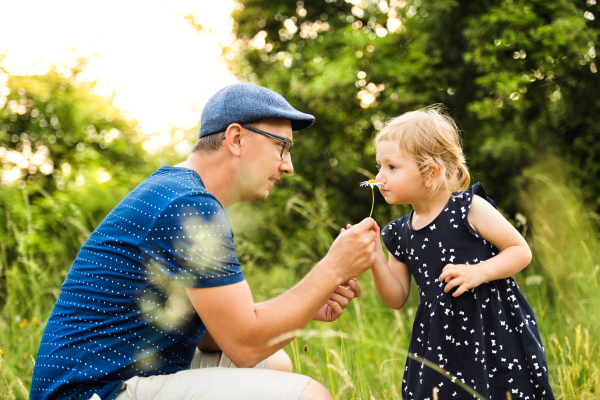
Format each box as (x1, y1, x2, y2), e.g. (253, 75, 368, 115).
(389, 165, 396, 170)
(376, 164, 382, 170)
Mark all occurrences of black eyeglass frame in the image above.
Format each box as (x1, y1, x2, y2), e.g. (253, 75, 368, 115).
(222, 125, 293, 160)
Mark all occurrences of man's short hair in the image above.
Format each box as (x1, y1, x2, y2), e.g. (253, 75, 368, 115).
(192, 121, 260, 154)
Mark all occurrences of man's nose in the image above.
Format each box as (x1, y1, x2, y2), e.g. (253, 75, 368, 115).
(280, 154, 294, 174)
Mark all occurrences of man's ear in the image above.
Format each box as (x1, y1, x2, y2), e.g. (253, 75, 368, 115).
(425, 163, 441, 187)
(223, 124, 244, 157)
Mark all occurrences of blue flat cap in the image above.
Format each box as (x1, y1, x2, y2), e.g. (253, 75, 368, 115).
(199, 83, 315, 138)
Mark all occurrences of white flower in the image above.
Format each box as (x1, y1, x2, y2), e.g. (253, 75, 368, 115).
(359, 179, 383, 188)
(360, 179, 382, 218)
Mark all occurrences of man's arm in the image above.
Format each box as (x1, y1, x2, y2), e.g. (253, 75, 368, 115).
(187, 217, 379, 368)
(197, 329, 220, 352)
(197, 279, 360, 352)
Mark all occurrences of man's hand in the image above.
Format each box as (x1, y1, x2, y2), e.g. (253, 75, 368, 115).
(325, 218, 379, 283)
(313, 279, 361, 322)
(342, 223, 388, 271)
(186, 220, 378, 368)
(198, 278, 361, 351)
(438, 264, 488, 297)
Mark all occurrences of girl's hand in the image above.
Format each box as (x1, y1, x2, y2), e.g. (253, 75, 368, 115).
(439, 264, 488, 297)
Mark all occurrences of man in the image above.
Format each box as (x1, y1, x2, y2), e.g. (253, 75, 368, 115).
(30, 83, 380, 400)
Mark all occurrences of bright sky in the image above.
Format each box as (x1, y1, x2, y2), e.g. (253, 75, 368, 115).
(0, 0, 239, 135)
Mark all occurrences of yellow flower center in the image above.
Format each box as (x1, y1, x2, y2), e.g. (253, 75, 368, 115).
(368, 179, 376, 183)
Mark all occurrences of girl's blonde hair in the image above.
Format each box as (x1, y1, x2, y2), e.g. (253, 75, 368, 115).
(374, 104, 470, 194)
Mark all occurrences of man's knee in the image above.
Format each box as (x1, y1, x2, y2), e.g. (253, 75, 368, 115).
(264, 349, 293, 373)
(298, 379, 333, 400)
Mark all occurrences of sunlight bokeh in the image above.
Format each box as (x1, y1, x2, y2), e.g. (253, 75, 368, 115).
(0, 0, 239, 134)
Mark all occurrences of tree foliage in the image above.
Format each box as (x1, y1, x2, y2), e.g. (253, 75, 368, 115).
(0, 65, 160, 307)
(225, 0, 599, 275)
(0, 64, 152, 191)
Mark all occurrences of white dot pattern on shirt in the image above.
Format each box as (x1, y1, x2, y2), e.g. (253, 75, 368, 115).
(31, 167, 244, 400)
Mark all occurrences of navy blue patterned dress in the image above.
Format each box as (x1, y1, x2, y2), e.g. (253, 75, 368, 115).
(381, 183, 554, 400)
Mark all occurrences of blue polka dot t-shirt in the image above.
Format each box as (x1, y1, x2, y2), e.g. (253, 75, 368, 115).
(30, 166, 245, 400)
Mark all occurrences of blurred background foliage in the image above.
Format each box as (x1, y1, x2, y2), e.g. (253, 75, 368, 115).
(1, 0, 599, 398)
(226, 0, 599, 277)
(0, 65, 156, 311)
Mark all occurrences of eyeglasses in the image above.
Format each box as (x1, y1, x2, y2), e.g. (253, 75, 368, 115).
(243, 126, 293, 160)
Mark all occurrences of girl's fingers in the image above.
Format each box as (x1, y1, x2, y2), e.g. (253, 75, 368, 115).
(438, 269, 455, 282)
(443, 277, 461, 293)
(442, 263, 455, 272)
(453, 285, 468, 297)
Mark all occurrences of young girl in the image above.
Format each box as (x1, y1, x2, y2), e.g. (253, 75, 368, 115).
(369, 105, 554, 399)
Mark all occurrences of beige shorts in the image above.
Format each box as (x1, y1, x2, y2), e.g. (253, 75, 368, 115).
(114, 350, 310, 400)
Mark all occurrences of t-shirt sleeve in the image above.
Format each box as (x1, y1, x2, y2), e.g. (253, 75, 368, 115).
(141, 193, 244, 288)
(459, 182, 498, 238)
(381, 219, 407, 264)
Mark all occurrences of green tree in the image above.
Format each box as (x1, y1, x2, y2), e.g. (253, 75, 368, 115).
(0, 64, 159, 308)
(223, 0, 598, 275)
(0, 64, 196, 395)
(0, 63, 152, 192)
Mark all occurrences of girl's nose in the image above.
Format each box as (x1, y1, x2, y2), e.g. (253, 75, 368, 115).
(375, 170, 383, 183)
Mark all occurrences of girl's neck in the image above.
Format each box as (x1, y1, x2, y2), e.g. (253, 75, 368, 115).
(410, 190, 452, 230)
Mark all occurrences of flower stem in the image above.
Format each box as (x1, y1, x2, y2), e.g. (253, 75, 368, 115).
(369, 189, 374, 218)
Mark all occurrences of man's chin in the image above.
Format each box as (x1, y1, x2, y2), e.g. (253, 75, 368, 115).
(243, 189, 269, 202)
(255, 192, 269, 201)
(240, 192, 269, 202)
(255, 182, 274, 200)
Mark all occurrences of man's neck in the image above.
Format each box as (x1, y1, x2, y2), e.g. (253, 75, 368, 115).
(175, 151, 240, 207)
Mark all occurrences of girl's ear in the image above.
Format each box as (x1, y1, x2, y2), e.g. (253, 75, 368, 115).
(425, 163, 441, 187)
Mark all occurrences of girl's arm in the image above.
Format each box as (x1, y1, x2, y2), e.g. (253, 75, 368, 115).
(372, 248, 411, 310)
(341, 224, 411, 309)
(439, 195, 532, 297)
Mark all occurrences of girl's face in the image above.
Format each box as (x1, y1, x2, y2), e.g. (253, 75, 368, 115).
(375, 140, 427, 205)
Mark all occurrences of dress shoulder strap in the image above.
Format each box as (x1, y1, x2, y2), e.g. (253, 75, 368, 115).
(455, 182, 497, 237)
(381, 216, 409, 264)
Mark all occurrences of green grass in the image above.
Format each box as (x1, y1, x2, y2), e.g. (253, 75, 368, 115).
(251, 267, 599, 400)
(1, 158, 600, 399)
(247, 156, 600, 400)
